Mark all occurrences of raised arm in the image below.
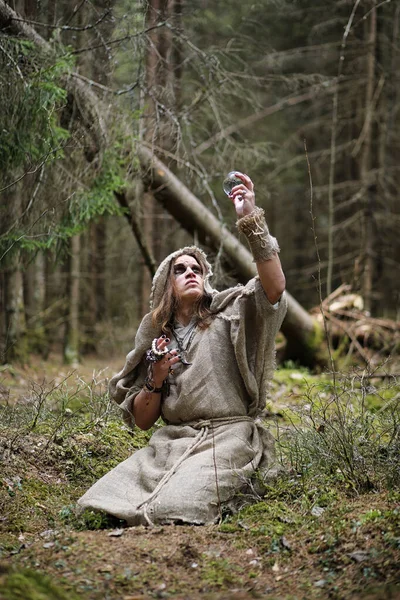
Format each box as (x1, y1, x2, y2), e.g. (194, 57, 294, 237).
(229, 173, 286, 304)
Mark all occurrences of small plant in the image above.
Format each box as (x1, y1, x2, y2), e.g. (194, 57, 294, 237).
(0, 370, 121, 451)
(0, 372, 152, 536)
(276, 368, 400, 494)
(60, 505, 126, 530)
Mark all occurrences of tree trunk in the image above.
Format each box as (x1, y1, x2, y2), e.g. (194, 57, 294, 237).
(360, 4, 377, 315)
(84, 222, 106, 352)
(23, 251, 47, 354)
(2, 253, 25, 364)
(139, 0, 161, 316)
(63, 234, 80, 365)
(1, 181, 26, 363)
(137, 145, 325, 366)
(23, 257, 36, 325)
(84, 226, 97, 354)
(94, 221, 106, 322)
(139, 0, 182, 315)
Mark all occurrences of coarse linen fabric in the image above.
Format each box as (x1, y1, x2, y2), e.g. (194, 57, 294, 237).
(78, 246, 287, 525)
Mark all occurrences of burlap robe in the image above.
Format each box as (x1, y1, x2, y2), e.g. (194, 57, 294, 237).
(78, 247, 287, 525)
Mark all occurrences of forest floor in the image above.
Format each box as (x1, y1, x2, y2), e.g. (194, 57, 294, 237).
(0, 356, 399, 600)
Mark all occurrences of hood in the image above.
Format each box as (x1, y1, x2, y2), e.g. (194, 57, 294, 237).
(149, 245, 216, 310)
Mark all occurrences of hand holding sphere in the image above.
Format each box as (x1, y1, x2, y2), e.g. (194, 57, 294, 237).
(222, 170, 255, 218)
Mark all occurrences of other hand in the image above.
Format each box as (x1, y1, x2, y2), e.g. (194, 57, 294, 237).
(151, 335, 181, 386)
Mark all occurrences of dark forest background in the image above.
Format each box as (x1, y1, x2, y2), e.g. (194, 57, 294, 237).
(1, 0, 399, 366)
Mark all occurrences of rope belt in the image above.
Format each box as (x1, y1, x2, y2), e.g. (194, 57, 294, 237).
(188, 415, 254, 430)
(136, 415, 254, 526)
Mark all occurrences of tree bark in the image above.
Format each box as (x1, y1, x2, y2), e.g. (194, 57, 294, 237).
(83, 221, 107, 352)
(2, 253, 25, 364)
(360, 4, 377, 315)
(84, 225, 98, 353)
(1, 182, 26, 363)
(139, 0, 181, 315)
(63, 234, 80, 365)
(23, 257, 36, 325)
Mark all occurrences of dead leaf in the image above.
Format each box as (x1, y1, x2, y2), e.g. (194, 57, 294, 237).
(348, 551, 369, 563)
(98, 564, 113, 572)
(108, 528, 124, 537)
(311, 506, 325, 517)
(40, 529, 58, 538)
(280, 536, 292, 551)
(249, 559, 261, 567)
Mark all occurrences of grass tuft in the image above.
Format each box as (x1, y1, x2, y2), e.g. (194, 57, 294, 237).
(274, 367, 400, 494)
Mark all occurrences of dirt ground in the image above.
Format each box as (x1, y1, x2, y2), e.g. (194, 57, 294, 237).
(1, 356, 399, 600)
(3, 493, 400, 600)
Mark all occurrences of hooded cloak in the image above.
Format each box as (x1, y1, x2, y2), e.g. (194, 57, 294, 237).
(78, 246, 287, 525)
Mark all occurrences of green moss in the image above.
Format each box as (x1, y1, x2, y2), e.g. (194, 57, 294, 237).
(388, 490, 400, 503)
(286, 319, 328, 368)
(0, 536, 22, 559)
(307, 320, 325, 351)
(0, 474, 76, 534)
(312, 487, 339, 507)
(229, 500, 299, 537)
(199, 558, 242, 588)
(0, 566, 81, 600)
(0, 412, 154, 539)
(59, 506, 126, 531)
(40, 420, 151, 486)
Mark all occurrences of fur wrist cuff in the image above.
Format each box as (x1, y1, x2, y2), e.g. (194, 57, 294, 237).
(236, 207, 280, 262)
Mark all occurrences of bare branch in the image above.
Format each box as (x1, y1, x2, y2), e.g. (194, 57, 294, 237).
(193, 89, 317, 156)
(114, 190, 157, 277)
(66, 22, 167, 57)
(10, 9, 111, 33)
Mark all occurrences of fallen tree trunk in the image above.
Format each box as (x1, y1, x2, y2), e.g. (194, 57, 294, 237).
(0, 0, 325, 367)
(138, 145, 325, 366)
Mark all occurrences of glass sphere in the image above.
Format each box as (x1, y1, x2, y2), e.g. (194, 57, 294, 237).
(222, 171, 245, 196)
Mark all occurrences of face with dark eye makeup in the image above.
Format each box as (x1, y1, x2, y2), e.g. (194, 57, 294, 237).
(171, 254, 204, 304)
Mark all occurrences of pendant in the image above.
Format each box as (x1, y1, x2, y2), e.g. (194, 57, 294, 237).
(172, 326, 195, 367)
(180, 355, 192, 366)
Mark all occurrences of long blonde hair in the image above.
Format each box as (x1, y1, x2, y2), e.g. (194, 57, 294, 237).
(151, 253, 214, 333)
